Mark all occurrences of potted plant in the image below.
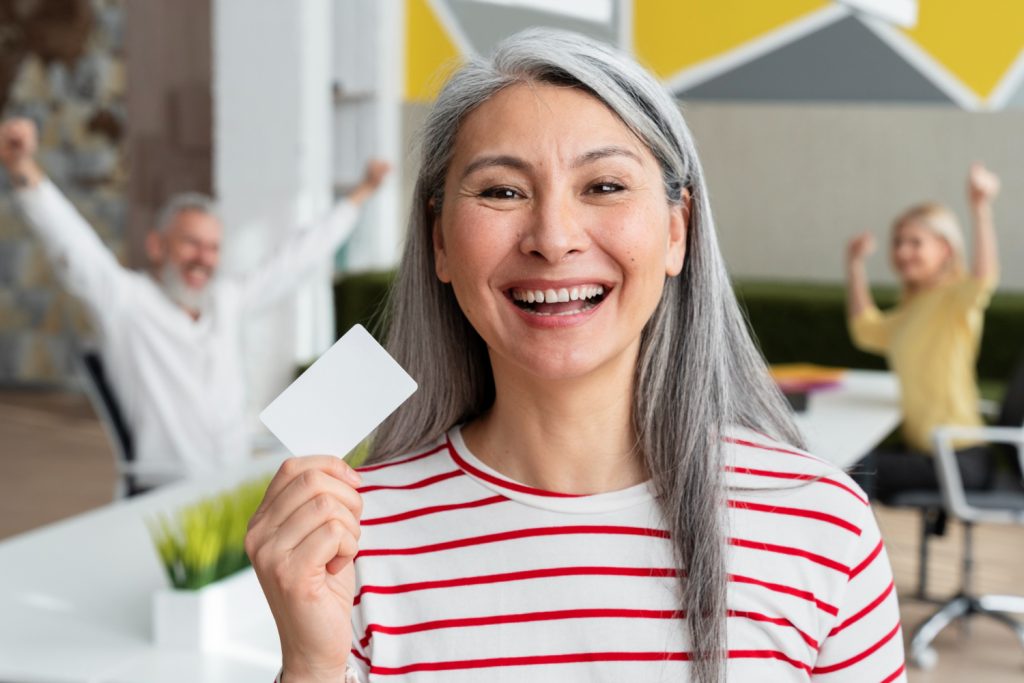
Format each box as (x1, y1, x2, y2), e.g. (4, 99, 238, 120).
(147, 476, 271, 650)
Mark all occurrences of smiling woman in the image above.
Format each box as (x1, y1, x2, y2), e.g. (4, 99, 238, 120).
(246, 28, 906, 683)
(433, 83, 686, 385)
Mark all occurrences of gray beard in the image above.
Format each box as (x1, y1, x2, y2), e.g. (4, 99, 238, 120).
(159, 262, 212, 315)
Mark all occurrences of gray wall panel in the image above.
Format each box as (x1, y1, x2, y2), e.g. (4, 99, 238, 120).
(681, 17, 953, 103)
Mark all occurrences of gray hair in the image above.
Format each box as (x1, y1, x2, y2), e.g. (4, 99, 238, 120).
(154, 192, 220, 233)
(369, 28, 801, 682)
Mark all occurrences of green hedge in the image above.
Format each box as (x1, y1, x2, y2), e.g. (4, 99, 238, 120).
(333, 270, 394, 342)
(736, 281, 1024, 381)
(334, 272, 1024, 382)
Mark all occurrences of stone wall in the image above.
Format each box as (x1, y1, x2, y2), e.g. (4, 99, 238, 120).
(0, 0, 125, 385)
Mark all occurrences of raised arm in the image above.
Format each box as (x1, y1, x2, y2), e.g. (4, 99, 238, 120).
(0, 118, 127, 323)
(966, 162, 999, 283)
(238, 160, 391, 310)
(844, 232, 877, 319)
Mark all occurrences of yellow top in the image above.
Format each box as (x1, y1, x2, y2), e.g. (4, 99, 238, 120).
(849, 276, 996, 454)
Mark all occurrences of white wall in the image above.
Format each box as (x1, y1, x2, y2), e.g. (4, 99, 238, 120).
(213, 0, 333, 427)
(331, 0, 404, 273)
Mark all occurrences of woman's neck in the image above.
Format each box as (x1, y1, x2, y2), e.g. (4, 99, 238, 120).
(462, 352, 644, 495)
(903, 269, 957, 298)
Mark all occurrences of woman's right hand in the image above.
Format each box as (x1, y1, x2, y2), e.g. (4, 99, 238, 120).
(846, 232, 876, 265)
(245, 456, 364, 682)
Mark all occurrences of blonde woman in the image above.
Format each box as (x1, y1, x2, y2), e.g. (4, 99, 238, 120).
(846, 164, 1001, 501)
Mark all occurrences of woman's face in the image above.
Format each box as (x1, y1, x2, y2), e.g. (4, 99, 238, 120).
(891, 219, 953, 288)
(433, 82, 687, 382)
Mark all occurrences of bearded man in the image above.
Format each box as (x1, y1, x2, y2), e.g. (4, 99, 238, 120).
(0, 117, 389, 492)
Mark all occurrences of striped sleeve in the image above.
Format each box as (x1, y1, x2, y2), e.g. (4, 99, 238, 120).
(812, 503, 906, 682)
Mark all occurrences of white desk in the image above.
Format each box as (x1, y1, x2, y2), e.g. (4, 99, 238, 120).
(0, 455, 287, 683)
(792, 369, 902, 470)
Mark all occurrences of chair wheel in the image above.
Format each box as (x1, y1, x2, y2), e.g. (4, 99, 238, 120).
(911, 646, 938, 670)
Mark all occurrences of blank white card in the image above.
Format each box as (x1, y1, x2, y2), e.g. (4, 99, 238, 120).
(259, 324, 418, 457)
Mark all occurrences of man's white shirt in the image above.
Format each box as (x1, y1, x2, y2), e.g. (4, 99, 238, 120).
(16, 179, 360, 486)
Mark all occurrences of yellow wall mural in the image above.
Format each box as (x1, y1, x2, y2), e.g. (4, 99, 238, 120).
(632, 0, 831, 78)
(405, 0, 461, 102)
(404, 0, 1024, 109)
(902, 0, 1024, 101)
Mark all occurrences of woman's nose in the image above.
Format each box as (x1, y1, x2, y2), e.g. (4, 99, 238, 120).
(519, 192, 589, 262)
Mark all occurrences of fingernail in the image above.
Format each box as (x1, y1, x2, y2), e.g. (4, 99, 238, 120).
(343, 465, 362, 486)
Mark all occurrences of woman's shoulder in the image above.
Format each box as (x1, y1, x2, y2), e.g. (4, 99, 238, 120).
(355, 433, 453, 485)
(722, 427, 881, 582)
(723, 426, 870, 515)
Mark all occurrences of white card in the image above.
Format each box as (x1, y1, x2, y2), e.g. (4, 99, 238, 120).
(259, 324, 417, 457)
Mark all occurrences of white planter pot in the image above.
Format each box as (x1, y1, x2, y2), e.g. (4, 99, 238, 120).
(152, 566, 266, 650)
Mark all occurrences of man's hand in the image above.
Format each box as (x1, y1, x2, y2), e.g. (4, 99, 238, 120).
(363, 159, 391, 192)
(348, 159, 392, 206)
(0, 118, 43, 188)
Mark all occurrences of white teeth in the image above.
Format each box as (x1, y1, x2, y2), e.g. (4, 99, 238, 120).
(510, 285, 606, 304)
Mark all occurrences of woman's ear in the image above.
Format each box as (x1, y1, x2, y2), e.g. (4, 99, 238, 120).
(430, 200, 452, 283)
(665, 190, 690, 277)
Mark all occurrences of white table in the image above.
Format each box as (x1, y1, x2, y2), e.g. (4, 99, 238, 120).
(792, 369, 902, 470)
(0, 455, 287, 683)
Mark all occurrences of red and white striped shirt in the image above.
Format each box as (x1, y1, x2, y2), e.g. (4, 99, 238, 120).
(345, 426, 906, 682)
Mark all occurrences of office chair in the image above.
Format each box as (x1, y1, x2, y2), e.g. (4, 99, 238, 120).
(905, 357, 1024, 669)
(74, 348, 148, 498)
(884, 357, 1024, 601)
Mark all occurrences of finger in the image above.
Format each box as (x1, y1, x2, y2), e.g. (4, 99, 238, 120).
(256, 456, 361, 520)
(288, 517, 360, 576)
(252, 466, 363, 541)
(270, 492, 361, 554)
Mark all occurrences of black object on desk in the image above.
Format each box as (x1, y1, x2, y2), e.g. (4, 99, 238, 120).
(784, 390, 808, 413)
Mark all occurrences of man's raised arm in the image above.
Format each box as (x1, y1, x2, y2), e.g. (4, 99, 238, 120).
(1, 117, 128, 323)
(237, 160, 390, 310)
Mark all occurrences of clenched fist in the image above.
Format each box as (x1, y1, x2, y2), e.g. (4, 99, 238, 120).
(0, 118, 42, 187)
(846, 232, 876, 265)
(967, 162, 1000, 207)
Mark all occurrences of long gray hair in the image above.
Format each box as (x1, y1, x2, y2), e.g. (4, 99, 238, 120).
(368, 28, 801, 683)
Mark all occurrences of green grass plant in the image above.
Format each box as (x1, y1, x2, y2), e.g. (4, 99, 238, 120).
(147, 476, 272, 590)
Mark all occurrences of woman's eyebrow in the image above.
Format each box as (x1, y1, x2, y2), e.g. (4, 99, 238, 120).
(461, 155, 530, 179)
(573, 145, 642, 168)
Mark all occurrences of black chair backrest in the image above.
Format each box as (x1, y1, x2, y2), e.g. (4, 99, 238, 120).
(81, 351, 134, 464)
(997, 353, 1024, 429)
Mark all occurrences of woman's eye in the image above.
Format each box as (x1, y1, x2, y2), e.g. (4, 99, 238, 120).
(479, 186, 522, 200)
(588, 182, 625, 195)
